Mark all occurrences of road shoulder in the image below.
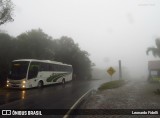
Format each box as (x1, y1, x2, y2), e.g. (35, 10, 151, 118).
(75, 79, 160, 118)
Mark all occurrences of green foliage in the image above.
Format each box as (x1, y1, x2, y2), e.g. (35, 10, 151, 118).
(0, 29, 92, 86)
(154, 89, 160, 95)
(98, 80, 125, 91)
(53, 36, 92, 79)
(0, 33, 14, 84)
(146, 38, 160, 57)
(149, 77, 160, 83)
(16, 29, 53, 59)
(0, 0, 14, 25)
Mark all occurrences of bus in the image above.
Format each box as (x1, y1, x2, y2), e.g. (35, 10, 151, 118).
(6, 59, 73, 88)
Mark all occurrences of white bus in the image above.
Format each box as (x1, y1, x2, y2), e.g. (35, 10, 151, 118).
(7, 59, 73, 88)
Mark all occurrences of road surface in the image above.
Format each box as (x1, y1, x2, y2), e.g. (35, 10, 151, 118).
(0, 79, 107, 117)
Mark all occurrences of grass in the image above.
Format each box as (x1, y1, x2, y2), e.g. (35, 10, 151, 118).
(153, 77, 160, 81)
(154, 89, 160, 95)
(98, 79, 125, 91)
(149, 77, 160, 83)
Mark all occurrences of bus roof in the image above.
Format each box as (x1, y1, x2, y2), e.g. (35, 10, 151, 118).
(13, 59, 72, 66)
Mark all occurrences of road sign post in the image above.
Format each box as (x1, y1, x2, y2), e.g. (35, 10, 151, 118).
(119, 60, 122, 80)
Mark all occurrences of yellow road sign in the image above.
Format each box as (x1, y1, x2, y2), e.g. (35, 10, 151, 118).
(107, 67, 116, 76)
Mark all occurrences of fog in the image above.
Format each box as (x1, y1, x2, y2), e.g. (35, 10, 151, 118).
(1, 0, 160, 79)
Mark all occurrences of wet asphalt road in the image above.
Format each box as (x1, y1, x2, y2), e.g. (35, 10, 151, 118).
(0, 79, 107, 116)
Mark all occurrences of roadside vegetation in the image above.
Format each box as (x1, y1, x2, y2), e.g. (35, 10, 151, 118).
(148, 77, 160, 83)
(147, 38, 160, 83)
(147, 39, 160, 94)
(154, 89, 160, 95)
(98, 80, 126, 91)
(148, 78, 160, 95)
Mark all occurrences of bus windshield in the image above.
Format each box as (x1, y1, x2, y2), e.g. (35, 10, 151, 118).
(8, 61, 29, 80)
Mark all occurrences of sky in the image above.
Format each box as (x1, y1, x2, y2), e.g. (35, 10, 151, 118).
(1, 0, 160, 78)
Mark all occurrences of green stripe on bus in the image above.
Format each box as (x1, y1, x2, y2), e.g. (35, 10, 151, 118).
(46, 73, 62, 82)
(46, 74, 58, 82)
(46, 73, 69, 82)
(46, 73, 63, 82)
(52, 73, 69, 82)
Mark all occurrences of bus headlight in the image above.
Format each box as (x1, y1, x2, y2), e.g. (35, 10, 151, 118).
(7, 84, 9, 87)
(22, 80, 26, 84)
(22, 85, 25, 88)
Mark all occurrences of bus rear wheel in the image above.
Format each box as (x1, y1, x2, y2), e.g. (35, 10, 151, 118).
(38, 81, 43, 88)
(62, 79, 65, 84)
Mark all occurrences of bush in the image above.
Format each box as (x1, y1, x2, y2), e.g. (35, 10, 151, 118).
(98, 80, 125, 91)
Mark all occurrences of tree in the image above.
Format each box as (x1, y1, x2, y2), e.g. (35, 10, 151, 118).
(0, 32, 14, 86)
(0, 0, 14, 26)
(16, 29, 54, 60)
(53, 36, 92, 79)
(146, 38, 160, 57)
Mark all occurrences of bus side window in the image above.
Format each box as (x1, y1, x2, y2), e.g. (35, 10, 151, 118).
(45, 63, 49, 71)
(59, 65, 62, 71)
(40, 64, 45, 71)
(49, 64, 53, 71)
(54, 64, 57, 71)
(61, 65, 65, 71)
(66, 66, 69, 72)
(40, 63, 49, 71)
(50, 64, 54, 71)
(28, 63, 39, 79)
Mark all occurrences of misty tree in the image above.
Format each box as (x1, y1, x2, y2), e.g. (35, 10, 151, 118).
(146, 38, 160, 57)
(16, 29, 54, 59)
(53, 36, 92, 79)
(0, 0, 14, 26)
(0, 32, 14, 85)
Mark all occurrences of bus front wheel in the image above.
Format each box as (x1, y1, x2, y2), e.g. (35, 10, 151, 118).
(38, 81, 43, 88)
